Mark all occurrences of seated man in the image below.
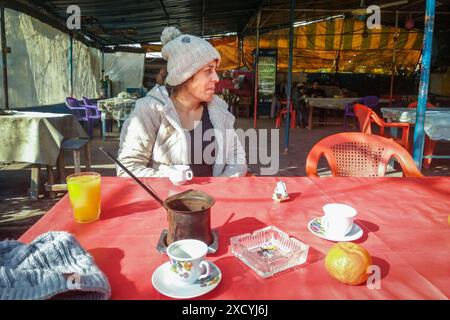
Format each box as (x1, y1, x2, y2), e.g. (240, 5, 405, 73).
(306, 81, 327, 124)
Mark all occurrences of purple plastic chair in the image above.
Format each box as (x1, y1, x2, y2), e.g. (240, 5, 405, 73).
(82, 97, 101, 121)
(344, 96, 379, 129)
(66, 97, 96, 139)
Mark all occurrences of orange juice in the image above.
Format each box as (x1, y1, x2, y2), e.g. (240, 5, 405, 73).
(66, 172, 101, 223)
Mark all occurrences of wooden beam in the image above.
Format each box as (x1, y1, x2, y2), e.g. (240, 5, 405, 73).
(201, 0, 205, 36)
(240, 0, 269, 35)
(159, 0, 170, 25)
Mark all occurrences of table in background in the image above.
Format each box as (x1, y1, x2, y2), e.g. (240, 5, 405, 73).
(97, 98, 136, 140)
(381, 107, 450, 141)
(0, 111, 88, 199)
(19, 177, 450, 299)
(306, 97, 360, 129)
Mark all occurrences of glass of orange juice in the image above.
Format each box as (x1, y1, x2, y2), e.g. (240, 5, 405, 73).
(66, 172, 101, 223)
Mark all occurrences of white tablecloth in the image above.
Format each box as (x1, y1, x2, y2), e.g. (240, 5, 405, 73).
(306, 97, 360, 110)
(381, 107, 450, 141)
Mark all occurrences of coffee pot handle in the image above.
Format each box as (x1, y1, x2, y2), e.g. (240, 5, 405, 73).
(198, 260, 210, 280)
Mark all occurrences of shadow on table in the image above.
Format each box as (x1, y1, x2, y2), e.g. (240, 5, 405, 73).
(89, 247, 139, 298)
(213, 215, 268, 257)
(100, 200, 161, 220)
(371, 256, 390, 281)
(353, 219, 380, 244)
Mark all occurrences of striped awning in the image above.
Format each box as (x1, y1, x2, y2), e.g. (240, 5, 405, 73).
(144, 17, 423, 74)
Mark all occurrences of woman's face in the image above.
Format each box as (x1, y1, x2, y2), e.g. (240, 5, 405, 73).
(183, 60, 219, 103)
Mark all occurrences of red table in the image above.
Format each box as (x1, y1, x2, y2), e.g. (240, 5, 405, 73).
(19, 177, 450, 300)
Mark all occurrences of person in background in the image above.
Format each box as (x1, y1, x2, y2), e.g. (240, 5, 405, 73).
(101, 75, 113, 98)
(117, 27, 247, 178)
(270, 82, 286, 118)
(293, 83, 308, 128)
(306, 81, 327, 124)
(306, 81, 326, 98)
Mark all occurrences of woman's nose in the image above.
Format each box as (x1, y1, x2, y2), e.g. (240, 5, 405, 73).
(211, 71, 219, 83)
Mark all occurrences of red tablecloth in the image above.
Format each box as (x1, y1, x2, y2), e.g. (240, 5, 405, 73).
(19, 177, 450, 300)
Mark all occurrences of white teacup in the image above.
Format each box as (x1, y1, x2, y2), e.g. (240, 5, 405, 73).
(167, 239, 210, 284)
(322, 203, 357, 237)
(168, 165, 193, 185)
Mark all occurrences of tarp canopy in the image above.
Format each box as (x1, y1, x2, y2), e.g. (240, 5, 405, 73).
(144, 17, 422, 74)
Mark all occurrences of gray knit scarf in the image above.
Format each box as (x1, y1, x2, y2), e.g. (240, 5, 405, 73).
(0, 231, 111, 300)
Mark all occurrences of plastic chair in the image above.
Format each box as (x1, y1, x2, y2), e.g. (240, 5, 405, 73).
(275, 100, 296, 129)
(361, 96, 379, 108)
(406, 101, 437, 168)
(305, 132, 423, 177)
(344, 96, 378, 129)
(82, 97, 101, 120)
(353, 104, 411, 152)
(407, 101, 436, 109)
(66, 97, 92, 138)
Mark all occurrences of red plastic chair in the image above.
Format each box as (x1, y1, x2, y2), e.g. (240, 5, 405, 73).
(306, 132, 423, 177)
(275, 100, 296, 129)
(353, 104, 411, 152)
(407, 101, 436, 109)
(406, 101, 438, 168)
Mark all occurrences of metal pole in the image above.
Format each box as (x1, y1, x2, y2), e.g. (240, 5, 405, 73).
(253, 9, 261, 129)
(1, 6, 9, 109)
(412, 0, 436, 170)
(101, 49, 105, 80)
(389, 11, 399, 107)
(284, 0, 295, 153)
(69, 35, 74, 97)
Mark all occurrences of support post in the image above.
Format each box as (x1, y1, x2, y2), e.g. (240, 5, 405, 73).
(253, 9, 261, 129)
(283, 0, 296, 153)
(69, 34, 74, 97)
(412, 0, 436, 170)
(389, 11, 399, 107)
(1, 5, 9, 109)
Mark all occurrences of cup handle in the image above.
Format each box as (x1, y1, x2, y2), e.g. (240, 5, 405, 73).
(198, 260, 210, 280)
(185, 170, 193, 180)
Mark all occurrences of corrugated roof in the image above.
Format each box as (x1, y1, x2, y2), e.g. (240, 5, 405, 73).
(5, 0, 450, 49)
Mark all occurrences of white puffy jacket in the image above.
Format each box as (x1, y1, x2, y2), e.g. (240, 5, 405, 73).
(117, 86, 247, 177)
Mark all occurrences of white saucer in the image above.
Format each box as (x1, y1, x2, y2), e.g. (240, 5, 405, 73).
(152, 260, 221, 299)
(308, 217, 363, 242)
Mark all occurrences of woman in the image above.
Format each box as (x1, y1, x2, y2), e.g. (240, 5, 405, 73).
(117, 27, 247, 177)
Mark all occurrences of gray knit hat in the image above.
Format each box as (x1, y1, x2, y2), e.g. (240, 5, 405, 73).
(161, 27, 221, 86)
(0, 231, 111, 300)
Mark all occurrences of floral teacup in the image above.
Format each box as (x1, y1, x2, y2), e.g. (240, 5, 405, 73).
(167, 239, 210, 284)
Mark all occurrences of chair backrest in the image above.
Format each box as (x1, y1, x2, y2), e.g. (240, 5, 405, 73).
(66, 97, 81, 109)
(361, 96, 379, 108)
(407, 101, 436, 109)
(82, 96, 94, 106)
(306, 132, 423, 178)
(353, 104, 372, 133)
(65, 97, 87, 121)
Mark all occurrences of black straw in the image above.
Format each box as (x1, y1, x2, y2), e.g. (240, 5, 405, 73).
(99, 147, 165, 207)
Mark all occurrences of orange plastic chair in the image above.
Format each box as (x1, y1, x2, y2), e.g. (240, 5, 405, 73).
(306, 132, 423, 177)
(353, 104, 411, 152)
(406, 101, 437, 168)
(407, 101, 436, 109)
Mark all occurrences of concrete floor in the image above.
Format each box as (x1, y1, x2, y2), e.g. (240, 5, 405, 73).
(1, 116, 449, 240)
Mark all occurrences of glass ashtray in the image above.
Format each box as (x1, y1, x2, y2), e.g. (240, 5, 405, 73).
(230, 226, 309, 278)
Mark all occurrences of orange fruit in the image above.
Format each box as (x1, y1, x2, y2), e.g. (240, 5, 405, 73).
(325, 242, 372, 286)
